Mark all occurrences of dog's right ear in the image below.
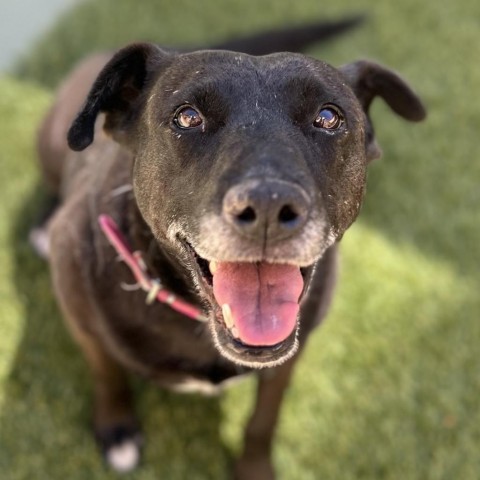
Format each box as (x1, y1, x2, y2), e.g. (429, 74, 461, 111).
(68, 43, 171, 152)
(340, 60, 426, 161)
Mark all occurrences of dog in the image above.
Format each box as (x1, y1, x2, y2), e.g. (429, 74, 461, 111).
(32, 18, 425, 480)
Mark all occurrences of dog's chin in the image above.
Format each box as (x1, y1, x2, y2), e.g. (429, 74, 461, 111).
(178, 237, 317, 369)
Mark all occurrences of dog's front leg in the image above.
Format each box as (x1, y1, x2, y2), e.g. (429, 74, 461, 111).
(49, 213, 143, 473)
(63, 317, 143, 473)
(84, 336, 142, 472)
(235, 356, 298, 480)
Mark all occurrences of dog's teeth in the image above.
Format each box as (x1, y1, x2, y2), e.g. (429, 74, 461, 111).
(209, 261, 218, 274)
(222, 304, 234, 328)
(230, 327, 240, 338)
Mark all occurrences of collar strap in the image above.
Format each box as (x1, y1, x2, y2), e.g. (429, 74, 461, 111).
(98, 214, 207, 322)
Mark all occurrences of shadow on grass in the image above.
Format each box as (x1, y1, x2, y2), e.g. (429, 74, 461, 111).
(0, 184, 232, 480)
(356, 103, 479, 285)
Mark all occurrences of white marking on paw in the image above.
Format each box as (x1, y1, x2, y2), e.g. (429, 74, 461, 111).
(106, 440, 140, 473)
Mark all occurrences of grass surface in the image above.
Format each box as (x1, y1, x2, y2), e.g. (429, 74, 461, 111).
(1, 0, 480, 479)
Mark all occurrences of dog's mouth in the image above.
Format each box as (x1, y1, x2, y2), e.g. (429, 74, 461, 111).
(182, 240, 312, 368)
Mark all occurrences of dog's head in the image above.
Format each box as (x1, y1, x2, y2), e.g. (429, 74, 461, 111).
(68, 43, 425, 368)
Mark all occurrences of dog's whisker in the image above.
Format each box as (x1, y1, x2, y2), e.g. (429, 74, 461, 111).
(109, 184, 133, 197)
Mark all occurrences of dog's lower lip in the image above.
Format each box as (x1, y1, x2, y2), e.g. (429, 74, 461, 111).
(212, 313, 298, 366)
(232, 337, 286, 352)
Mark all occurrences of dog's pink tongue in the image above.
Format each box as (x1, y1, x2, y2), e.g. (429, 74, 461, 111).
(212, 262, 303, 346)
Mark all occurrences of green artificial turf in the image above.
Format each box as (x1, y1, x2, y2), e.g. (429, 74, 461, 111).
(1, 0, 479, 479)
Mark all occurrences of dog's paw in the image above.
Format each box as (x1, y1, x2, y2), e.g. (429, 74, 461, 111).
(96, 424, 143, 473)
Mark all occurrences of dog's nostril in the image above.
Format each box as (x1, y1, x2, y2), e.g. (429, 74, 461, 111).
(278, 205, 299, 225)
(237, 206, 257, 223)
(223, 181, 310, 241)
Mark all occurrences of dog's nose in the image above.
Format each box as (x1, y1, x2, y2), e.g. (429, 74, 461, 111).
(222, 179, 310, 242)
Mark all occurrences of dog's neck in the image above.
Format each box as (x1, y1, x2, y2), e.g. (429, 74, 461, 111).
(125, 201, 203, 307)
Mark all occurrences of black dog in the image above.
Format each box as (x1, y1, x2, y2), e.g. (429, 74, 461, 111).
(34, 18, 425, 479)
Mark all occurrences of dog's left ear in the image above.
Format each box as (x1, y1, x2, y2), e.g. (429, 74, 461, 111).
(68, 43, 171, 152)
(340, 60, 426, 161)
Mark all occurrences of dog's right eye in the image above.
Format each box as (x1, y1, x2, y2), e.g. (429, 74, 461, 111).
(313, 105, 344, 130)
(174, 106, 203, 129)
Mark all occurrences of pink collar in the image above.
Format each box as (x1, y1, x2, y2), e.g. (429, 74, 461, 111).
(98, 214, 207, 322)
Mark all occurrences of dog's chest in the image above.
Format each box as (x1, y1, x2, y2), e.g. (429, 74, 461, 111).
(93, 277, 248, 384)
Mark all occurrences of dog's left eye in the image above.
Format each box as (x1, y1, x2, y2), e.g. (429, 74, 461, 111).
(174, 106, 203, 129)
(313, 106, 344, 130)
